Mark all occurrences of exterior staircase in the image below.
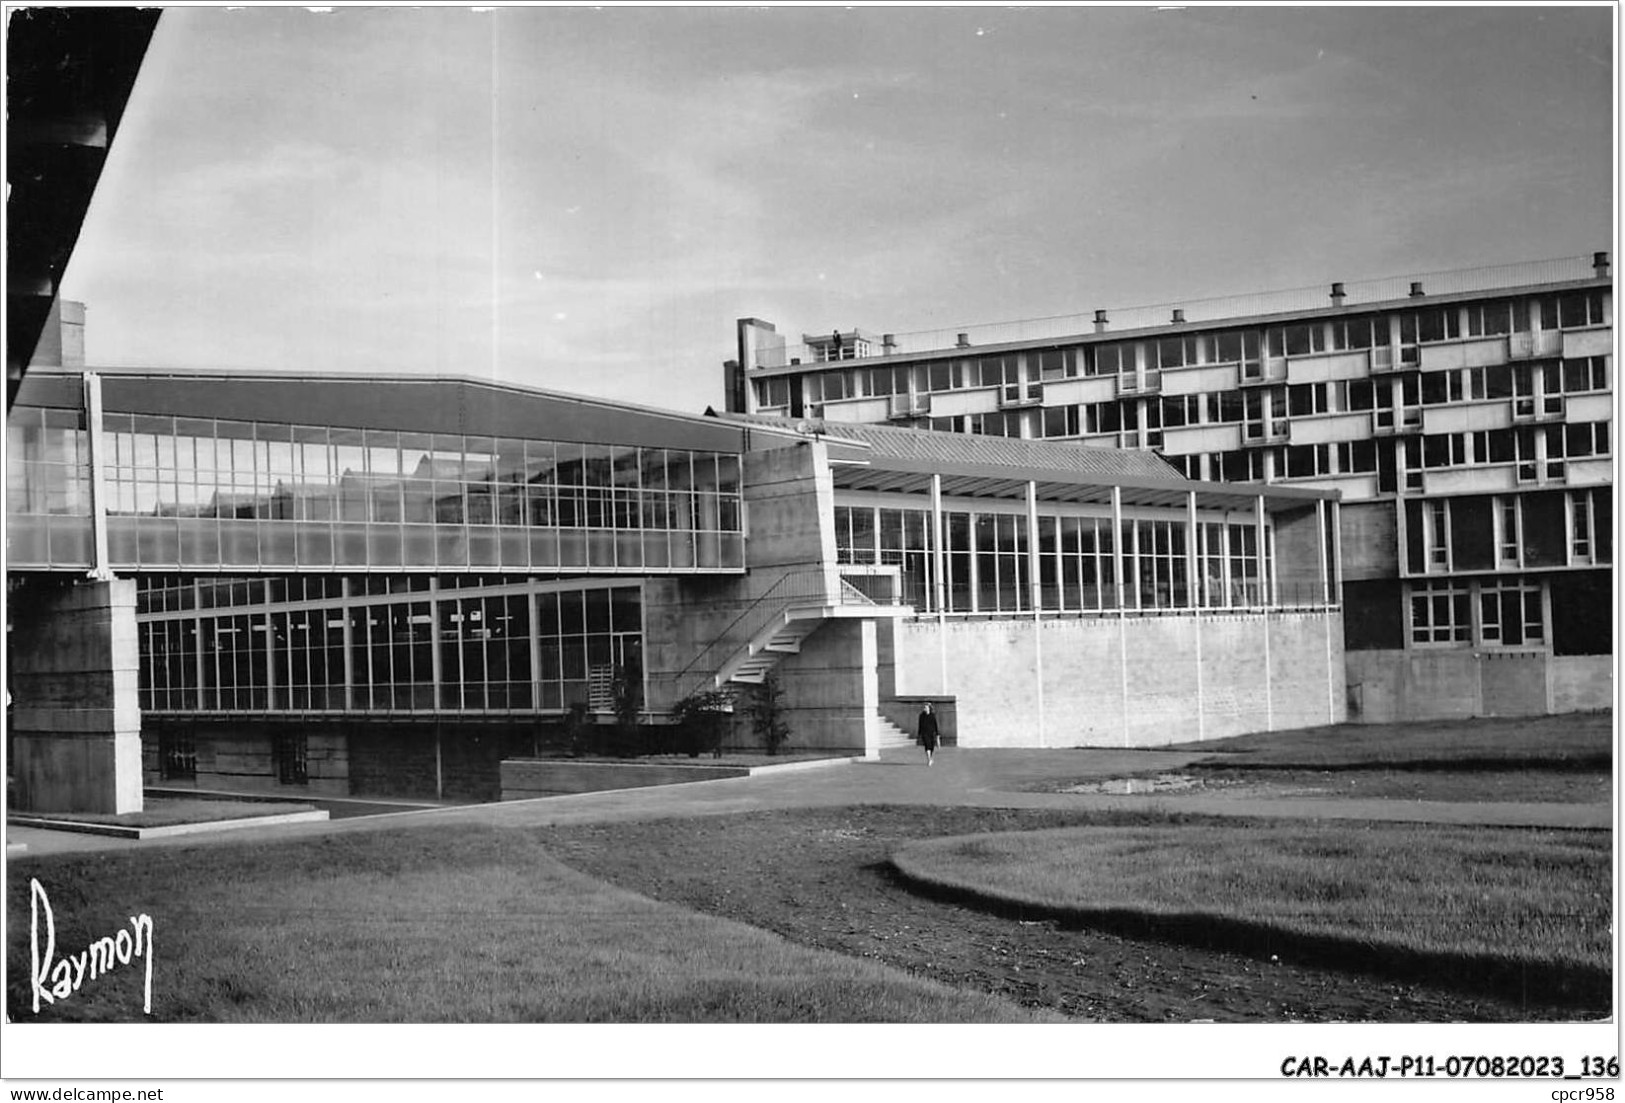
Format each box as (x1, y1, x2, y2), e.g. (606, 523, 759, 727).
(715, 609, 825, 686)
(875, 715, 916, 751)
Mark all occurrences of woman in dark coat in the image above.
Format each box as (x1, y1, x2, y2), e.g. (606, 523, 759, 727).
(917, 702, 940, 766)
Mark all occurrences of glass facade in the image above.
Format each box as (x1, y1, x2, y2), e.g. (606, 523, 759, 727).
(9, 410, 745, 573)
(833, 502, 1285, 614)
(136, 575, 643, 716)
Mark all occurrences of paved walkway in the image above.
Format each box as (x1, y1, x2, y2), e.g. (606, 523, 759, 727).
(6, 746, 1611, 859)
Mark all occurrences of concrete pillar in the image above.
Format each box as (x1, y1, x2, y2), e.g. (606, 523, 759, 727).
(9, 576, 144, 813)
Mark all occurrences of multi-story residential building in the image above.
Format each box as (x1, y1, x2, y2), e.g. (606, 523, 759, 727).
(725, 254, 1615, 721)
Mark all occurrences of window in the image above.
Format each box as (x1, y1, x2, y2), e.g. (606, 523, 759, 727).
(1043, 405, 1081, 438)
(1283, 444, 1330, 479)
(1412, 307, 1461, 344)
(1090, 343, 1134, 377)
(1479, 578, 1543, 647)
(1422, 433, 1466, 469)
(1288, 383, 1329, 417)
(1465, 300, 1525, 336)
(1281, 324, 1327, 357)
(1160, 395, 1202, 428)
(1562, 420, 1610, 459)
(1571, 492, 1593, 562)
(1337, 440, 1378, 474)
(966, 411, 1025, 437)
(1084, 402, 1123, 435)
(1420, 371, 1463, 406)
(1410, 581, 1470, 644)
(1497, 497, 1520, 565)
(1220, 449, 1267, 482)
(1426, 500, 1449, 568)
(1561, 356, 1609, 394)
(1330, 316, 1389, 350)
(755, 378, 790, 409)
(1037, 348, 1078, 381)
(1556, 291, 1605, 329)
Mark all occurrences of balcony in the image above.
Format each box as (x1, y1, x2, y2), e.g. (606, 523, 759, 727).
(1287, 412, 1371, 445)
(1160, 362, 1240, 396)
(997, 384, 1043, 409)
(1507, 330, 1563, 360)
(1284, 349, 1373, 385)
(887, 393, 931, 420)
(1418, 336, 1509, 372)
(1562, 327, 1613, 359)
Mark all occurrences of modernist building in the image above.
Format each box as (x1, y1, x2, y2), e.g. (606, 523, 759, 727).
(8, 323, 1342, 812)
(725, 254, 1615, 722)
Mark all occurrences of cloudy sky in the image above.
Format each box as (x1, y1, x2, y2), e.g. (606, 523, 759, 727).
(62, 5, 1614, 412)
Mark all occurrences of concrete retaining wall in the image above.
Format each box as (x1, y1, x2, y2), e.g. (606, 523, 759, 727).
(1347, 650, 1613, 722)
(892, 611, 1344, 748)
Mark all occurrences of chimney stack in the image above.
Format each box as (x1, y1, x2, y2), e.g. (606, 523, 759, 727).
(1093, 309, 1109, 333)
(1409, 281, 1426, 298)
(882, 333, 896, 355)
(1330, 282, 1346, 307)
(956, 333, 971, 349)
(1594, 251, 1610, 278)
(1170, 308, 1185, 324)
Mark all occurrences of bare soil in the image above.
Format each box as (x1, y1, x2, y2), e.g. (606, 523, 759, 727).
(538, 805, 1607, 1023)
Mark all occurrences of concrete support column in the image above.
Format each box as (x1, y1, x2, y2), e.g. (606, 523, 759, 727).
(9, 576, 144, 813)
(1110, 486, 1125, 612)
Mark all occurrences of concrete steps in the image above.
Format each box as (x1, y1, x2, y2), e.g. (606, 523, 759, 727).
(876, 716, 915, 750)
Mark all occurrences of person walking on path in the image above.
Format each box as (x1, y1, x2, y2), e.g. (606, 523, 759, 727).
(917, 702, 940, 766)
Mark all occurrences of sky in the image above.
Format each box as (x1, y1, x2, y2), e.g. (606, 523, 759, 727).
(59, 4, 1616, 414)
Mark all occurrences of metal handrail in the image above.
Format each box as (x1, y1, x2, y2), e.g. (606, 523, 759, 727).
(667, 567, 833, 701)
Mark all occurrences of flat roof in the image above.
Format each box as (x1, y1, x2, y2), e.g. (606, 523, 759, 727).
(745, 273, 1611, 379)
(14, 367, 750, 454)
(719, 412, 1337, 512)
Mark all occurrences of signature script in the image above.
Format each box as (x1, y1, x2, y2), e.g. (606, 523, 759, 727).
(30, 878, 154, 1015)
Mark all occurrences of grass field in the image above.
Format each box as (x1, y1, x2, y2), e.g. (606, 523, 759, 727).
(1063, 711, 1616, 804)
(7, 823, 1048, 1024)
(891, 819, 1611, 1002)
(1169, 712, 1614, 769)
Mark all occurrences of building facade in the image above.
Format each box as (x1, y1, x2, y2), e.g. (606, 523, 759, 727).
(9, 339, 1341, 811)
(726, 254, 1615, 722)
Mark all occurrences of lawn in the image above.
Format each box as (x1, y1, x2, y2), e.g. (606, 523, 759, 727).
(1057, 711, 1616, 804)
(6, 823, 1049, 1024)
(891, 819, 1611, 1004)
(1167, 711, 1614, 770)
(541, 805, 1608, 1021)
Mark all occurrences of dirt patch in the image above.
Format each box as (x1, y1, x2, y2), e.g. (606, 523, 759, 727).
(538, 805, 1598, 1023)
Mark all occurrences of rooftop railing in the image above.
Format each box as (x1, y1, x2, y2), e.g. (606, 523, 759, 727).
(751, 253, 1607, 370)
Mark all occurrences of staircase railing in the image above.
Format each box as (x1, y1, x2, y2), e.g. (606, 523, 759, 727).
(668, 567, 835, 703)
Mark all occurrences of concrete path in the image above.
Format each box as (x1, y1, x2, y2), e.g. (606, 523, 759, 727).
(6, 745, 1611, 859)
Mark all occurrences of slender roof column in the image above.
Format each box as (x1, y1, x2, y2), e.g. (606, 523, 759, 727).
(83, 371, 112, 580)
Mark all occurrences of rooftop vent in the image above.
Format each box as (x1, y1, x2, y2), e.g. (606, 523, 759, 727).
(1330, 282, 1346, 306)
(1093, 309, 1109, 333)
(956, 333, 971, 348)
(1409, 281, 1426, 298)
(1170, 308, 1185, 324)
(1594, 251, 1611, 278)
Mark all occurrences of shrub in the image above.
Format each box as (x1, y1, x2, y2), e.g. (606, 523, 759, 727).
(748, 672, 791, 756)
(671, 689, 733, 758)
